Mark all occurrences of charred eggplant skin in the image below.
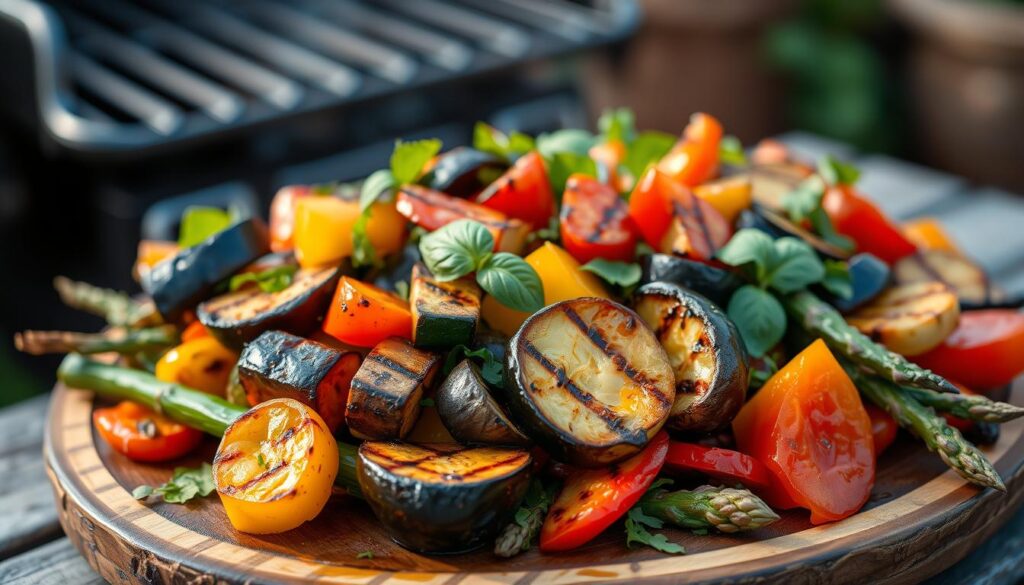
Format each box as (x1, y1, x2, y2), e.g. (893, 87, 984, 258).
(143, 219, 270, 322)
(436, 360, 530, 447)
(633, 282, 749, 433)
(357, 442, 531, 553)
(421, 147, 507, 197)
(640, 254, 743, 307)
(197, 265, 341, 350)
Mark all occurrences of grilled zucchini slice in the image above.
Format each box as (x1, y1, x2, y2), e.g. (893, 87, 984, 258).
(345, 337, 441, 440)
(142, 219, 270, 322)
(505, 297, 675, 467)
(237, 330, 361, 432)
(410, 264, 481, 349)
(357, 441, 532, 553)
(436, 360, 530, 447)
(197, 265, 340, 350)
(846, 282, 960, 357)
(893, 250, 993, 306)
(633, 282, 749, 433)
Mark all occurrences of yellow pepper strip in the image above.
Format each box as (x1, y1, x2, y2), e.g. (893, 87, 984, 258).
(155, 336, 237, 396)
(902, 218, 961, 255)
(293, 197, 407, 269)
(694, 176, 753, 224)
(482, 242, 609, 336)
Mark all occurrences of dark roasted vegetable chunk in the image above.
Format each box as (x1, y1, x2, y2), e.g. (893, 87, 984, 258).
(410, 264, 481, 349)
(436, 360, 530, 447)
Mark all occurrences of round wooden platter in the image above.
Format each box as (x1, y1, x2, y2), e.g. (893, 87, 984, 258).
(45, 379, 1024, 585)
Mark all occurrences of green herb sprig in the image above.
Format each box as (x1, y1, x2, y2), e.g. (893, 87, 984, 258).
(442, 344, 504, 389)
(132, 463, 216, 504)
(228, 264, 298, 293)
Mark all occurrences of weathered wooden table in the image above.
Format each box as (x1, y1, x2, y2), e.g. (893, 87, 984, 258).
(2, 132, 1024, 584)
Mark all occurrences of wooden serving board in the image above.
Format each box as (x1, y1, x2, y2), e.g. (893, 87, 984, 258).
(45, 379, 1024, 585)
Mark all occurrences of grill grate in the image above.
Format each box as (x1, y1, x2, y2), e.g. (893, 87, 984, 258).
(5, 0, 638, 153)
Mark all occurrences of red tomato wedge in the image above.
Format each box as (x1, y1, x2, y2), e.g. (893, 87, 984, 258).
(733, 339, 875, 524)
(94, 401, 203, 462)
(663, 442, 773, 492)
(396, 184, 529, 253)
(475, 151, 555, 230)
(559, 174, 637, 264)
(865, 404, 898, 455)
(657, 112, 723, 187)
(540, 432, 669, 552)
(627, 167, 677, 249)
(913, 310, 1024, 390)
(822, 184, 917, 264)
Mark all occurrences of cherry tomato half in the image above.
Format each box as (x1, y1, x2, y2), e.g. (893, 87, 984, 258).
(93, 401, 203, 462)
(475, 151, 555, 230)
(822, 185, 917, 265)
(663, 442, 773, 492)
(913, 310, 1024, 390)
(560, 174, 637, 264)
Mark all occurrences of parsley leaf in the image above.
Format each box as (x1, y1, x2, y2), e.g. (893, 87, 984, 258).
(228, 264, 298, 293)
(442, 345, 504, 389)
(621, 131, 676, 182)
(581, 259, 642, 288)
(818, 155, 861, 186)
(391, 139, 442, 185)
(598, 107, 636, 144)
(178, 206, 233, 249)
(719, 135, 748, 166)
(625, 507, 685, 555)
(133, 463, 215, 504)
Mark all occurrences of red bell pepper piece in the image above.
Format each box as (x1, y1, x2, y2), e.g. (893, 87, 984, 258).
(559, 174, 637, 264)
(822, 185, 917, 264)
(94, 401, 203, 462)
(475, 151, 555, 230)
(657, 112, 723, 187)
(322, 277, 412, 348)
(540, 432, 669, 552)
(396, 185, 529, 253)
(663, 442, 773, 492)
(865, 404, 898, 455)
(913, 310, 1024, 391)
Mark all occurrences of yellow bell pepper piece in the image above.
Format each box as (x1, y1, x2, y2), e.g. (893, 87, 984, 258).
(155, 337, 237, 396)
(294, 196, 407, 269)
(902, 218, 961, 255)
(694, 176, 753, 224)
(482, 242, 609, 336)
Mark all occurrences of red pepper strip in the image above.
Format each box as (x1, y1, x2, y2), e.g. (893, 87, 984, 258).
(865, 404, 898, 455)
(822, 184, 917, 265)
(540, 432, 669, 552)
(663, 442, 774, 492)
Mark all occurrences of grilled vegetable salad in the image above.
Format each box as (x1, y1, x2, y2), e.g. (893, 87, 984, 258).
(20, 110, 1024, 558)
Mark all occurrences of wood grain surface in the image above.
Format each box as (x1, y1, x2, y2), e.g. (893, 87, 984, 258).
(43, 378, 1024, 585)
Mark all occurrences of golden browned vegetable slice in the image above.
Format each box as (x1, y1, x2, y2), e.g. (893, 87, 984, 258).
(846, 282, 960, 357)
(633, 283, 749, 433)
(893, 250, 993, 306)
(345, 337, 441, 440)
(505, 297, 676, 467)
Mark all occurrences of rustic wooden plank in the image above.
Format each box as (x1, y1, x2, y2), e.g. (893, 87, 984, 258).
(0, 538, 103, 585)
(925, 501, 1024, 585)
(929, 187, 1024, 275)
(854, 155, 966, 220)
(0, 395, 62, 560)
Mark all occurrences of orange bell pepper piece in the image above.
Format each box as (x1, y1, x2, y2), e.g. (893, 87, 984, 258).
(901, 218, 961, 255)
(322, 277, 413, 348)
(657, 112, 723, 187)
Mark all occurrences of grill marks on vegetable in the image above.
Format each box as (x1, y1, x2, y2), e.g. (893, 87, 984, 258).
(894, 250, 994, 306)
(359, 442, 530, 484)
(410, 264, 481, 349)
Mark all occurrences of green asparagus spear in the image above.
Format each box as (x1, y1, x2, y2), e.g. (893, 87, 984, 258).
(842, 362, 1005, 491)
(640, 486, 780, 534)
(902, 387, 1024, 423)
(494, 479, 557, 557)
(56, 353, 364, 498)
(785, 290, 959, 394)
(53, 276, 160, 327)
(15, 325, 178, 356)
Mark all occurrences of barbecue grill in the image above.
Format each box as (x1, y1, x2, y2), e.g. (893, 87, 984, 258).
(0, 0, 639, 380)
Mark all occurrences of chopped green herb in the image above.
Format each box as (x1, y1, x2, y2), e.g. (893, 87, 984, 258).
(442, 345, 504, 389)
(228, 265, 298, 293)
(625, 507, 685, 554)
(133, 463, 216, 504)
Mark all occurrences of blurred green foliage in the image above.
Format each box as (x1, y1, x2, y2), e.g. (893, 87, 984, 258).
(0, 342, 42, 407)
(764, 0, 903, 153)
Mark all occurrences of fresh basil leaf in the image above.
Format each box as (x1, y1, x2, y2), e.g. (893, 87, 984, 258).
(473, 122, 534, 160)
(719, 135, 748, 166)
(351, 212, 381, 269)
(581, 259, 642, 288)
(717, 229, 777, 284)
(822, 259, 854, 299)
(598, 107, 636, 144)
(507, 131, 536, 158)
(767, 237, 825, 293)
(359, 169, 396, 213)
(818, 155, 860, 186)
(727, 285, 786, 358)
(134, 463, 215, 505)
(536, 129, 596, 158)
(625, 507, 685, 554)
(418, 219, 495, 281)
(477, 253, 544, 313)
(229, 264, 298, 293)
(621, 131, 675, 181)
(390, 139, 442, 185)
(545, 151, 597, 196)
(178, 206, 232, 249)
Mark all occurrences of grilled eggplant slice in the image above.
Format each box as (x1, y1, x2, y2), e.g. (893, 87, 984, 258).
(142, 219, 270, 322)
(737, 205, 852, 260)
(410, 264, 481, 349)
(846, 282, 960, 357)
(421, 147, 507, 197)
(893, 250, 993, 306)
(505, 297, 675, 467)
(633, 282, 749, 433)
(237, 330, 360, 432)
(197, 265, 340, 350)
(436, 360, 530, 447)
(357, 441, 532, 553)
(639, 254, 743, 307)
(815, 253, 891, 313)
(345, 337, 441, 440)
